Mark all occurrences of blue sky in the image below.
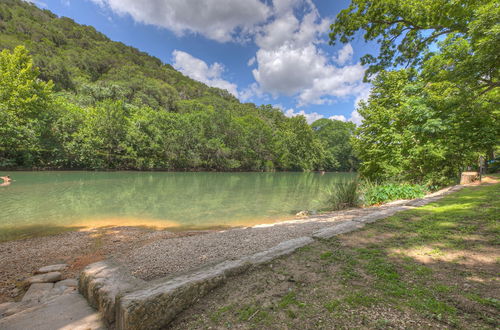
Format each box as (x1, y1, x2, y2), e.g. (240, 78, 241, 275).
(31, 0, 376, 124)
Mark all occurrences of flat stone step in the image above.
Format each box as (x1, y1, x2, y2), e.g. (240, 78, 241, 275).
(22, 283, 54, 304)
(36, 264, 68, 274)
(28, 272, 62, 284)
(0, 292, 106, 330)
(55, 279, 78, 289)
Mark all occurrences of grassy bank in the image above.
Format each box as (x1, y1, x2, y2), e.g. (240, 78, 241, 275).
(172, 181, 499, 329)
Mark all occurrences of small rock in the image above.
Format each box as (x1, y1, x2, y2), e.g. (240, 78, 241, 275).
(277, 274, 286, 281)
(54, 279, 78, 289)
(35, 264, 68, 274)
(295, 210, 310, 217)
(27, 272, 62, 284)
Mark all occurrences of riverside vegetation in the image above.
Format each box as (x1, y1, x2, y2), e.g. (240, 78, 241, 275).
(323, 179, 427, 211)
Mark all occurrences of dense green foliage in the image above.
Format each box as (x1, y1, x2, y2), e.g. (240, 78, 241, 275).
(331, 0, 499, 186)
(0, 0, 357, 171)
(361, 182, 426, 205)
(355, 69, 498, 185)
(311, 119, 358, 171)
(323, 178, 360, 210)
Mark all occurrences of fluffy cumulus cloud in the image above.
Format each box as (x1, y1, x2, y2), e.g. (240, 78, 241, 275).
(282, 107, 324, 124)
(329, 115, 347, 121)
(251, 0, 368, 107)
(89, 0, 270, 42)
(172, 50, 239, 97)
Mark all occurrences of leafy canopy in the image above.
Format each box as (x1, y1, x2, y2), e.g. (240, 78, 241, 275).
(330, 0, 499, 93)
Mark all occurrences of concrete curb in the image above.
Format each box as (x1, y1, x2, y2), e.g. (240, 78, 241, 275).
(79, 184, 465, 329)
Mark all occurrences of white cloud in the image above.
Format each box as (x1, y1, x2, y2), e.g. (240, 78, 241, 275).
(334, 43, 353, 65)
(329, 115, 347, 121)
(172, 50, 239, 97)
(88, 0, 271, 42)
(348, 110, 363, 125)
(329, 111, 363, 126)
(283, 108, 324, 124)
(251, 1, 368, 107)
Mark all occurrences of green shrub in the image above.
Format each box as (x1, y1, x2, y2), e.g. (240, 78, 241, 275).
(324, 178, 360, 210)
(362, 182, 426, 205)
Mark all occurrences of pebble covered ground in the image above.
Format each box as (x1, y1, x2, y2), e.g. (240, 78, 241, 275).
(119, 207, 380, 281)
(0, 227, 177, 303)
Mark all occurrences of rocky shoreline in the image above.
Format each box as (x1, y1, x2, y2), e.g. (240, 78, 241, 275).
(0, 226, 204, 304)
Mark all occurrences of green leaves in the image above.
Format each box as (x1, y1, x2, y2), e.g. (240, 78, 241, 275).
(332, 0, 499, 185)
(330, 0, 498, 87)
(0, 46, 54, 167)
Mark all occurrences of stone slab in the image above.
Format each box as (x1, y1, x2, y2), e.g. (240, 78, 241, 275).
(354, 206, 414, 224)
(28, 272, 62, 284)
(22, 283, 54, 303)
(36, 264, 68, 274)
(79, 260, 146, 325)
(0, 302, 19, 317)
(0, 292, 106, 330)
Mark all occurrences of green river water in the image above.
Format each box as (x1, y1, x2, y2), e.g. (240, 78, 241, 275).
(0, 171, 352, 234)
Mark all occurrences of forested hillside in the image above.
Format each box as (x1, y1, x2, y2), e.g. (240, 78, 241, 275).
(0, 0, 356, 171)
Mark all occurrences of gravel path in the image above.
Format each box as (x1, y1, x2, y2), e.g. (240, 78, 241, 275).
(119, 207, 381, 281)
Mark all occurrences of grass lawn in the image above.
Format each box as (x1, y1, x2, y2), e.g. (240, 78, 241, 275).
(172, 181, 499, 329)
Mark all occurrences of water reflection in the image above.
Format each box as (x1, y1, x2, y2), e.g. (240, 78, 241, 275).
(0, 171, 353, 229)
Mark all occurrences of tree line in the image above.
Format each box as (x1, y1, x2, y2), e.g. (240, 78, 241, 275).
(0, 45, 356, 171)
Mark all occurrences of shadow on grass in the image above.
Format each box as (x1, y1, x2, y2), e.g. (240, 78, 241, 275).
(326, 183, 500, 326)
